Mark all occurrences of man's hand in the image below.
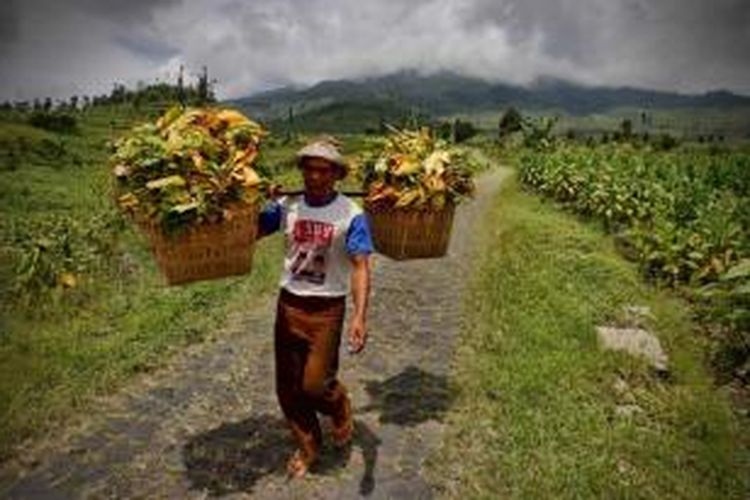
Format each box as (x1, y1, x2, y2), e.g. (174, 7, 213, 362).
(266, 183, 283, 200)
(348, 254, 370, 355)
(347, 314, 367, 354)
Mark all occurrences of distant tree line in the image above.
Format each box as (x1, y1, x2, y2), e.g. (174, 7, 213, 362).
(496, 106, 689, 152)
(0, 66, 217, 133)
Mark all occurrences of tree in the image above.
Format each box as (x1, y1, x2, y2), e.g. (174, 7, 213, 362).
(453, 118, 477, 143)
(498, 107, 523, 138)
(521, 116, 558, 150)
(197, 66, 215, 105)
(43, 97, 53, 112)
(177, 65, 186, 106)
(286, 106, 295, 142)
(110, 83, 127, 104)
(621, 118, 633, 139)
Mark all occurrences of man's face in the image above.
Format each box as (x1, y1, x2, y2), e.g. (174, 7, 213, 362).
(301, 157, 339, 197)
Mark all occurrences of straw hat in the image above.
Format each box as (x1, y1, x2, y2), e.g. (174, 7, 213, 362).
(296, 137, 348, 179)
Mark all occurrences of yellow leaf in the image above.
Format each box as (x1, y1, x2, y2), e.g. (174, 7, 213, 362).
(191, 152, 204, 170)
(146, 175, 186, 190)
(242, 167, 261, 187)
(395, 189, 420, 207)
(423, 150, 449, 175)
(393, 155, 421, 176)
(156, 105, 183, 130)
(58, 272, 77, 289)
(216, 109, 250, 126)
(118, 193, 139, 209)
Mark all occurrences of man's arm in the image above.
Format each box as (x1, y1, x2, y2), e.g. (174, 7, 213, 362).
(345, 211, 374, 354)
(348, 254, 371, 353)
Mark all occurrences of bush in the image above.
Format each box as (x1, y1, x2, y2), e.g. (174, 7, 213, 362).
(28, 111, 78, 134)
(655, 133, 678, 151)
(3, 211, 124, 313)
(697, 260, 750, 379)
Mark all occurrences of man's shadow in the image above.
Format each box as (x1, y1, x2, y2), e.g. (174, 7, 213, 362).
(183, 366, 452, 496)
(361, 365, 455, 426)
(183, 415, 380, 496)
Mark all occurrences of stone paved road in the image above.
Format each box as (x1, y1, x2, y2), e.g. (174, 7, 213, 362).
(0, 166, 511, 500)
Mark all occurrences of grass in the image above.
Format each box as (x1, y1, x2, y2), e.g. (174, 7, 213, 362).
(430, 175, 749, 498)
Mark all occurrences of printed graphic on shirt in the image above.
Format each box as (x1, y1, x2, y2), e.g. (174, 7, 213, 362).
(289, 219, 334, 285)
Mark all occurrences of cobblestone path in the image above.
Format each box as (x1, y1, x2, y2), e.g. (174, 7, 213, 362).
(0, 166, 510, 499)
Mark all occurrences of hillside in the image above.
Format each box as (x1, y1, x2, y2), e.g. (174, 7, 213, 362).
(231, 71, 750, 133)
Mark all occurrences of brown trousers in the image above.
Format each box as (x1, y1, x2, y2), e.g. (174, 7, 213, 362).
(274, 288, 349, 459)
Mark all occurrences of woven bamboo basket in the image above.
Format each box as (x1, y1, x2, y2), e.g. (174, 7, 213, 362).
(365, 204, 456, 260)
(137, 202, 259, 285)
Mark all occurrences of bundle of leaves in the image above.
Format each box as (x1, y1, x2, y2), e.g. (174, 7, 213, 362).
(362, 127, 475, 212)
(111, 106, 266, 234)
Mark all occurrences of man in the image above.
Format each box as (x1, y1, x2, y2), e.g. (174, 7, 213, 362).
(257, 138, 373, 478)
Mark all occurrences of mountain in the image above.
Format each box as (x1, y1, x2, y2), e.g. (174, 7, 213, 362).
(229, 70, 750, 132)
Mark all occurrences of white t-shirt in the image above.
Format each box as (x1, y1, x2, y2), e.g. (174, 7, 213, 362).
(278, 194, 364, 297)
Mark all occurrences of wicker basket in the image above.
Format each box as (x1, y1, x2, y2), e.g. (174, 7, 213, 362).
(366, 204, 456, 260)
(137, 202, 259, 285)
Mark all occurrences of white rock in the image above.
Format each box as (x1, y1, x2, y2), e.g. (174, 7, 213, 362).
(596, 326, 668, 372)
(615, 404, 644, 418)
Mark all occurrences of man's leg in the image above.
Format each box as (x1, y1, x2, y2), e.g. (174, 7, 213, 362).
(301, 301, 353, 446)
(274, 295, 323, 472)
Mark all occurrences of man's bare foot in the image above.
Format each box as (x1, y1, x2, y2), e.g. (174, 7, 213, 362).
(286, 449, 314, 479)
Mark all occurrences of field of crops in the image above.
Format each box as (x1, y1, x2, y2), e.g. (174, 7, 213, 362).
(518, 144, 750, 374)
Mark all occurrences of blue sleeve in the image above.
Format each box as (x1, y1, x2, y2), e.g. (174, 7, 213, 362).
(346, 213, 374, 255)
(258, 201, 282, 235)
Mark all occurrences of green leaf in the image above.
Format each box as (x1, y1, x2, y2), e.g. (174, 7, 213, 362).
(687, 251, 704, 261)
(722, 259, 750, 281)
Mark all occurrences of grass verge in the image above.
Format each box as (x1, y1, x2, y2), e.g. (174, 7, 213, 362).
(0, 233, 284, 462)
(430, 175, 749, 498)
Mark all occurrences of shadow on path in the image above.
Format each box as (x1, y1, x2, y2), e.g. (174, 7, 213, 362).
(361, 366, 455, 426)
(183, 415, 381, 496)
(183, 414, 289, 495)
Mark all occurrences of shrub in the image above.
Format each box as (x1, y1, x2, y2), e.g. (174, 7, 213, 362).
(28, 112, 78, 134)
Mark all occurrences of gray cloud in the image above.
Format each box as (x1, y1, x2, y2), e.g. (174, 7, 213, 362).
(1, 0, 749, 102)
(65, 0, 183, 24)
(0, 0, 20, 50)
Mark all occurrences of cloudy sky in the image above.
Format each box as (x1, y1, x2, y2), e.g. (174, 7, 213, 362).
(1, 0, 749, 102)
